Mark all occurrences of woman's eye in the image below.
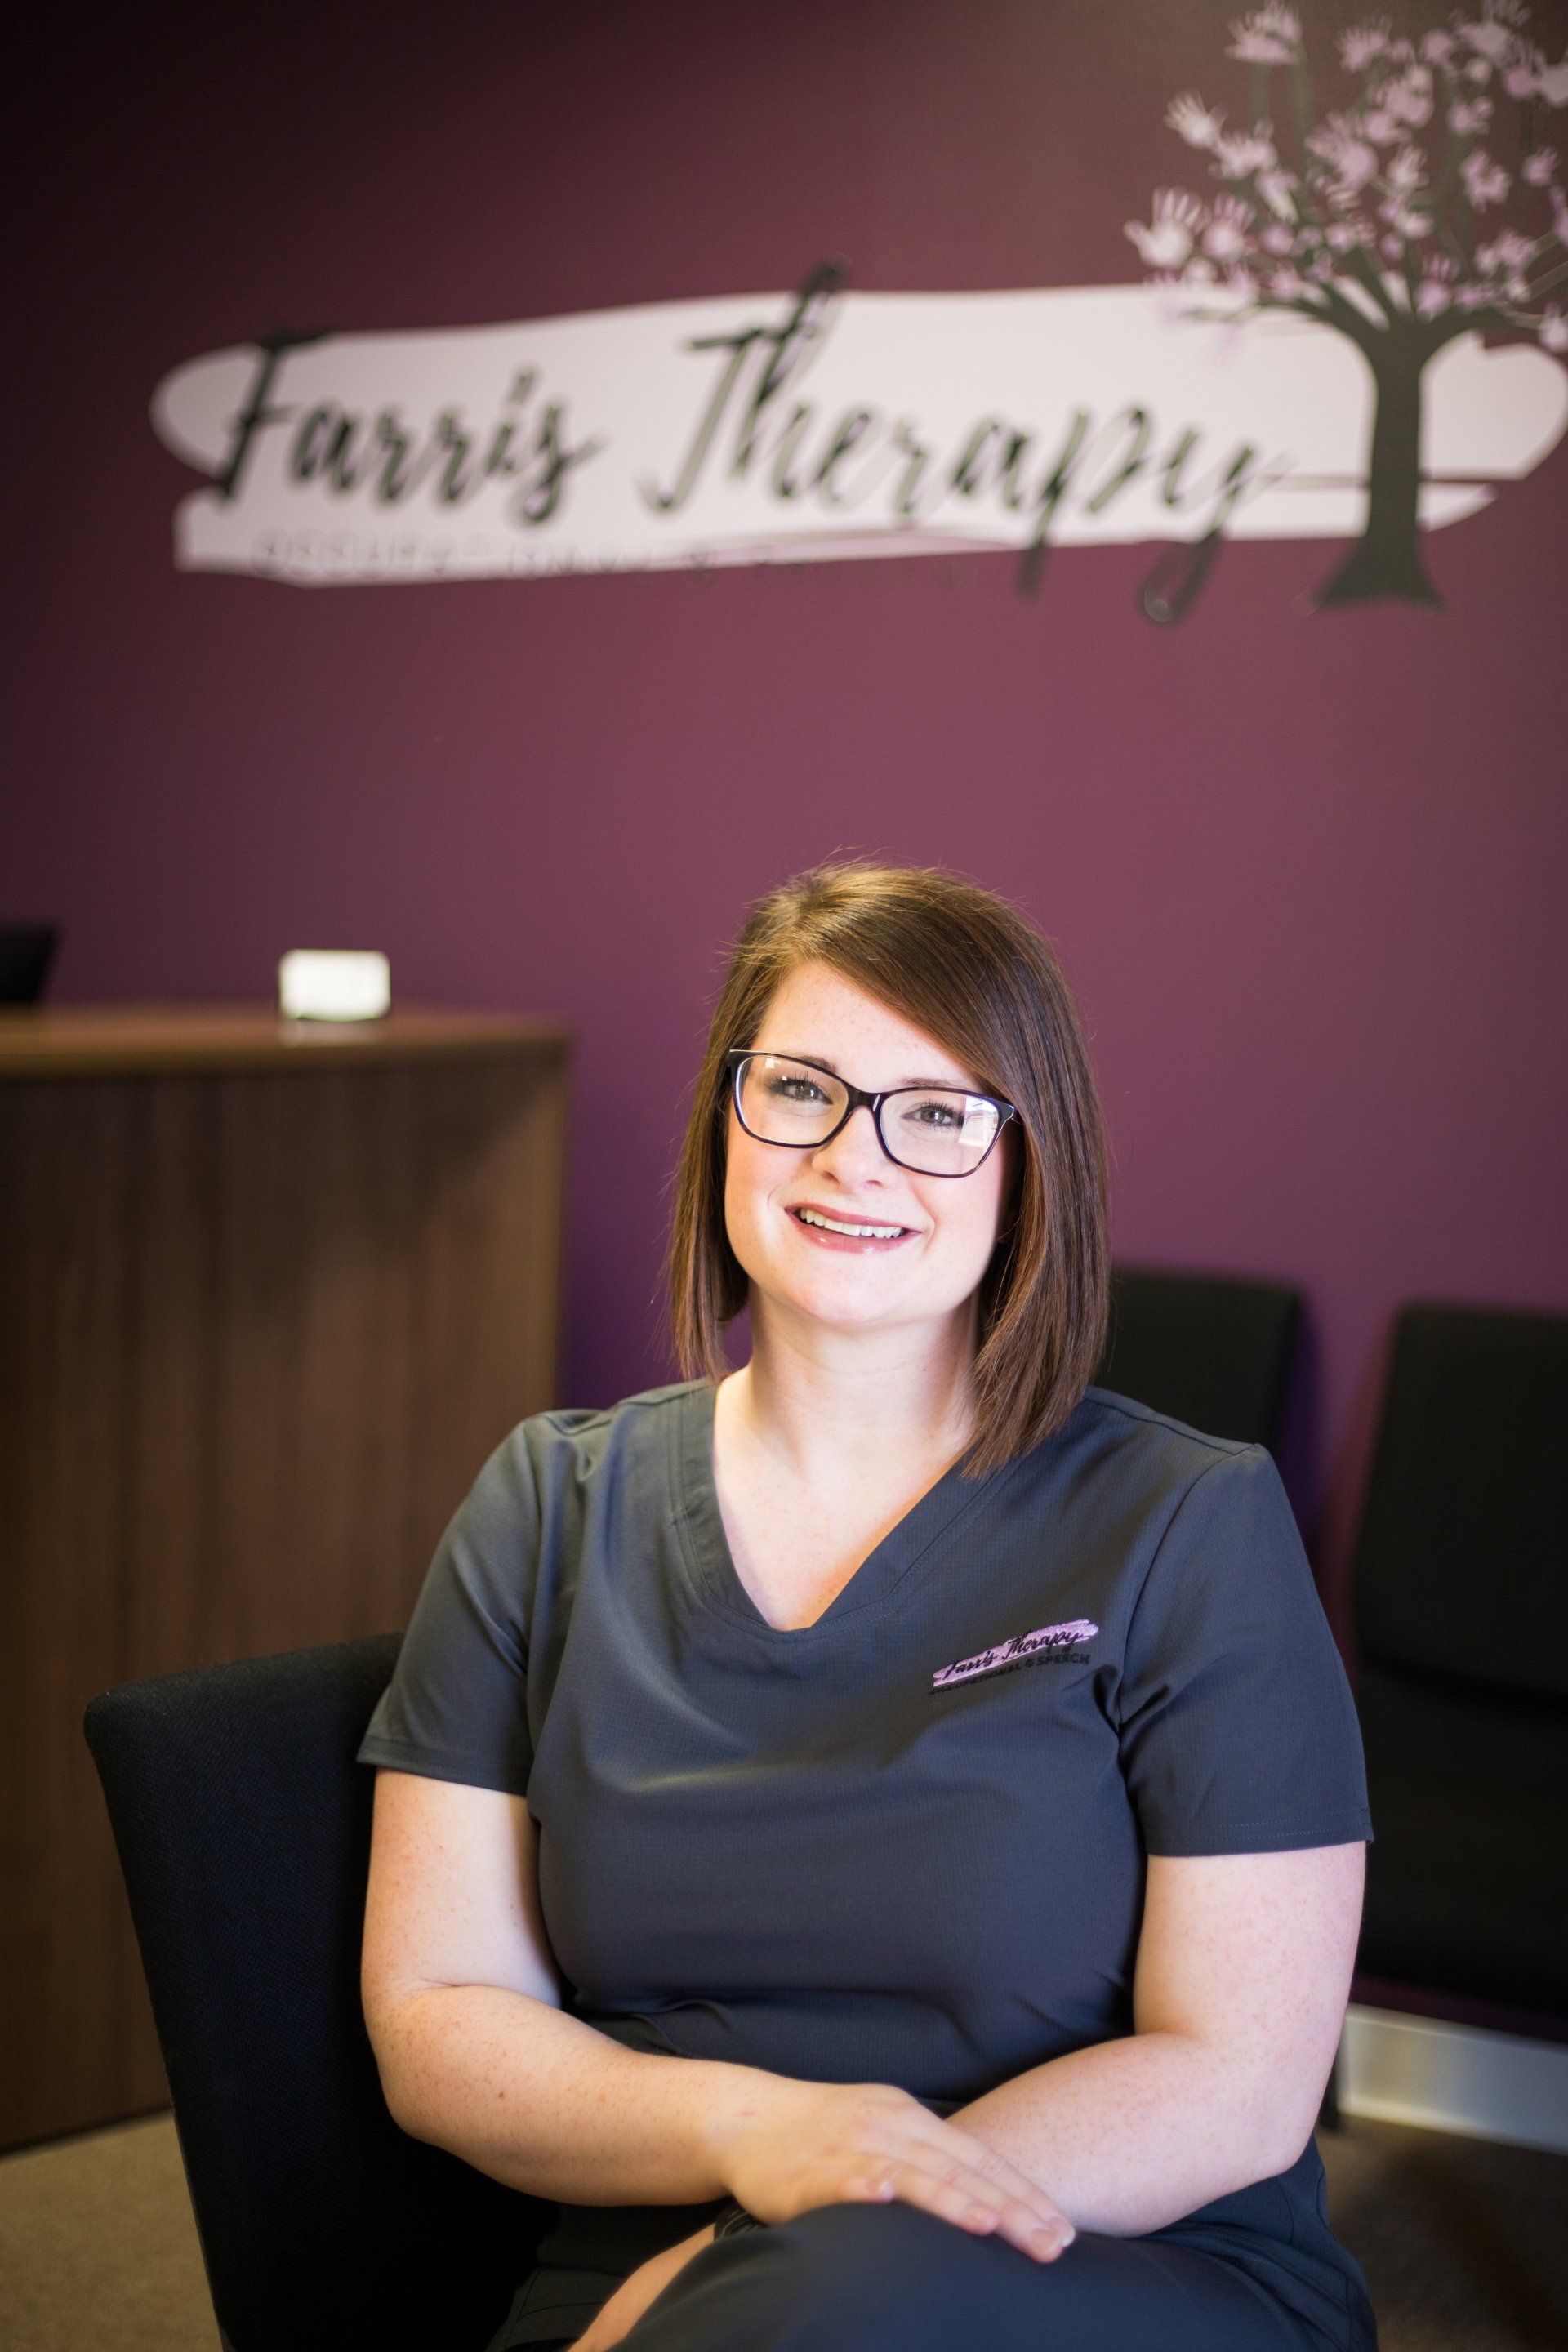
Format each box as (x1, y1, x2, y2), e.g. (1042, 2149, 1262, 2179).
(768, 1077, 828, 1103)
(908, 1098, 964, 1127)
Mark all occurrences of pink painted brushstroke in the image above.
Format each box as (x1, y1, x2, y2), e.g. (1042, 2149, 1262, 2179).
(932, 1618, 1099, 1690)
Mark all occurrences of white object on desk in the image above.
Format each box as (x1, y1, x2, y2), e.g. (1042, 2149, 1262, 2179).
(278, 951, 391, 1022)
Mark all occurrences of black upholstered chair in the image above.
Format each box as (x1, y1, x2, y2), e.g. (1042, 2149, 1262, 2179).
(1096, 1264, 1303, 1453)
(1350, 1303, 1568, 2025)
(84, 1634, 544, 2352)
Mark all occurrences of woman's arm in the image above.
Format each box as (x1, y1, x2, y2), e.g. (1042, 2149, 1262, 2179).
(942, 1842, 1365, 2238)
(362, 1768, 760, 2203)
(362, 1767, 1071, 2261)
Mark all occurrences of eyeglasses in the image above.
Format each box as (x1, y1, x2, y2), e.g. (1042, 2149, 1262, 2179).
(725, 1049, 1017, 1178)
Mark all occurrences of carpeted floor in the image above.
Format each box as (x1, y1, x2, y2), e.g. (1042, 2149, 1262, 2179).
(1321, 2119, 1568, 2352)
(0, 2111, 213, 2352)
(0, 2108, 1564, 2350)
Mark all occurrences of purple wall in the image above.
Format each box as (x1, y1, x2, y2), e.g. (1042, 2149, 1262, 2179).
(11, 0, 1568, 1603)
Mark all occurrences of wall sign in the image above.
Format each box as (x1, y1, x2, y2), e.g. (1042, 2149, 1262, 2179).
(152, 4, 1567, 619)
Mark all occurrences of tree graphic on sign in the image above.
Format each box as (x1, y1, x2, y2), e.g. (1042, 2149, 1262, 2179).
(1128, 2, 1568, 608)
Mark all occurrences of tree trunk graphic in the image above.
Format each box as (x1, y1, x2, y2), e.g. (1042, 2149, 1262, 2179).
(1129, 7, 1566, 623)
(1315, 328, 1442, 611)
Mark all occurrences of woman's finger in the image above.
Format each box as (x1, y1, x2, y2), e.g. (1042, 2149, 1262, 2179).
(931, 2161, 1074, 2258)
(865, 2112, 1071, 2237)
(845, 2151, 1074, 2261)
(936, 2123, 1073, 2230)
(875, 2105, 1062, 2204)
(890, 2158, 1072, 2261)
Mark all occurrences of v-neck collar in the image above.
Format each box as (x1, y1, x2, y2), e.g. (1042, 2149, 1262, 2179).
(667, 1379, 1013, 1643)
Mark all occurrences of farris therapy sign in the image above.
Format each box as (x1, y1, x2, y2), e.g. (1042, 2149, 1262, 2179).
(152, 6, 1568, 617)
(152, 270, 1564, 619)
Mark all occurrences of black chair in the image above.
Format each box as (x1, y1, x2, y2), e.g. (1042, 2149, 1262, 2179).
(84, 1633, 545, 2352)
(1350, 1303, 1568, 2025)
(0, 921, 59, 1003)
(1095, 1264, 1303, 1453)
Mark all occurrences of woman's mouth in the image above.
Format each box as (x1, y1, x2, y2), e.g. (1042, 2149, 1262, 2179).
(786, 1205, 916, 1251)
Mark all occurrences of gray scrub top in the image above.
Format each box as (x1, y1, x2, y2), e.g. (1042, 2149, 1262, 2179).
(359, 1379, 1376, 2350)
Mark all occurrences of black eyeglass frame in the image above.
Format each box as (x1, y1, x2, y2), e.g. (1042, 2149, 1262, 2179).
(724, 1049, 1018, 1178)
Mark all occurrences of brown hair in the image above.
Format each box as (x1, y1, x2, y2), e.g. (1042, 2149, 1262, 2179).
(664, 861, 1110, 1478)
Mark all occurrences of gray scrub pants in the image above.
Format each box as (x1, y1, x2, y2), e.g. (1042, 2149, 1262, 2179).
(526, 2197, 1368, 2350)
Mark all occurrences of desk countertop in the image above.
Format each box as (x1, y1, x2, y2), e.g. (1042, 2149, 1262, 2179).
(0, 1004, 572, 1079)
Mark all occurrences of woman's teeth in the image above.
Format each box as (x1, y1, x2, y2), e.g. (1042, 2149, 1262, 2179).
(795, 1208, 906, 1240)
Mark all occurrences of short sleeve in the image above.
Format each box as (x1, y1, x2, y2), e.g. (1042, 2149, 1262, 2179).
(356, 1425, 540, 1797)
(1118, 1445, 1373, 1857)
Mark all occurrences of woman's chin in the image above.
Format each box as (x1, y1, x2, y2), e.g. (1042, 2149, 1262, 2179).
(762, 1272, 938, 1334)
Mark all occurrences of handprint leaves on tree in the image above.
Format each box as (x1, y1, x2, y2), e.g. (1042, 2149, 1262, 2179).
(1128, 2, 1568, 610)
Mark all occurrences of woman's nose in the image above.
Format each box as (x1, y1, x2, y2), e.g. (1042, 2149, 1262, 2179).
(810, 1102, 890, 1181)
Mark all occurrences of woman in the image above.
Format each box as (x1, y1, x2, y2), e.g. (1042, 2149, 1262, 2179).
(359, 862, 1377, 2352)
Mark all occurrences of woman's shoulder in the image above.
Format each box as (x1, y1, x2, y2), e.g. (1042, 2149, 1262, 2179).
(523, 1378, 708, 1443)
(1060, 1382, 1263, 1498)
(438, 1382, 706, 1577)
(1021, 1385, 1303, 1586)
(1065, 1388, 1316, 1633)
(506, 1379, 710, 1483)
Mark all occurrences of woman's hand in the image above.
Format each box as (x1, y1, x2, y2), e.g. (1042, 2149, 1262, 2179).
(567, 2223, 717, 2350)
(707, 2076, 1075, 2262)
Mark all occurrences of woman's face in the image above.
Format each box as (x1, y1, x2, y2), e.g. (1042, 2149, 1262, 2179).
(723, 961, 1014, 1343)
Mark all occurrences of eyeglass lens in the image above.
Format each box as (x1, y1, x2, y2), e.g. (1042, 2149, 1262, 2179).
(734, 1054, 1000, 1175)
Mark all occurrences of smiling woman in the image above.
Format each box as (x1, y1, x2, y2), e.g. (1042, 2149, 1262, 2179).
(666, 862, 1109, 1481)
(355, 861, 1375, 2352)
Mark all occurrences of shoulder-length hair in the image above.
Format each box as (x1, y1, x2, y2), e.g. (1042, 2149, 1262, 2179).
(664, 861, 1110, 1479)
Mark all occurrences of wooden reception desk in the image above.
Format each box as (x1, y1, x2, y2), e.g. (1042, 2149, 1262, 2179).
(0, 1006, 571, 2148)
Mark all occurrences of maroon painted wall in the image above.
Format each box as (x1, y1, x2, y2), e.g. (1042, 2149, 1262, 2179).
(11, 0, 1568, 1602)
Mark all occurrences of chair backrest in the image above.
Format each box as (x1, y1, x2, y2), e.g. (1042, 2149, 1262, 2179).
(0, 920, 58, 1002)
(84, 1633, 544, 2352)
(1096, 1264, 1303, 1452)
(1352, 1303, 1568, 1702)
(1349, 1303, 1568, 2023)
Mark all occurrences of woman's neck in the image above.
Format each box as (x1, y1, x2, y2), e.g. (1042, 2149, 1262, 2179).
(719, 1298, 979, 1492)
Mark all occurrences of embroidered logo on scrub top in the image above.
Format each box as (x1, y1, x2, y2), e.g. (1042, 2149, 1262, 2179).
(931, 1619, 1098, 1691)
